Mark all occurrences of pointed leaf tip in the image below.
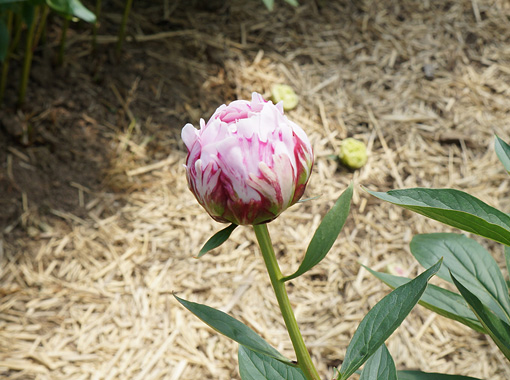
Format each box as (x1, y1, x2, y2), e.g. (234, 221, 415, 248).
(338, 259, 441, 380)
(197, 223, 237, 258)
(174, 295, 294, 365)
(495, 135, 510, 174)
(283, 183, 353, 281)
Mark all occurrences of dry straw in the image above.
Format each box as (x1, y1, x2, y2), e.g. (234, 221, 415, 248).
(2, 0, 510, 379)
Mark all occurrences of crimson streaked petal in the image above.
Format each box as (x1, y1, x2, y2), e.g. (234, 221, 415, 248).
(182, 92, 313, 226)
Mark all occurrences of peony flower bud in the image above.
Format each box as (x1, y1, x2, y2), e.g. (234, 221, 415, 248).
(182, 92, 314, 225)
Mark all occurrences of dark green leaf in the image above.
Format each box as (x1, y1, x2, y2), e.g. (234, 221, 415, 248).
(451, 272, 510, 360)
(197, 223, 237, 258)
(21, 1, 34, 26)
(365, 187, 510, 246)
(46, 0, 96, 22)
(359, 344, 397, 380)
(411, 233, 510, 323)
(337, 259, 442, 380)
(0, 0, 29, 5)
(495, 135, 510, 174)
(0, 18, 8, 61)
(283, 183, 353, 282)
(398, 370, 482, 380)
(238, 346, 306, 380)
(505, 246, 510, 283)
(174, 295, 293, 365)
(363, 266, 485, 333)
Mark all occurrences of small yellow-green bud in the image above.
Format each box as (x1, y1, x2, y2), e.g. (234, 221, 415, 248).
(271, 84, 299, 111)
(338, 138, 367, 169)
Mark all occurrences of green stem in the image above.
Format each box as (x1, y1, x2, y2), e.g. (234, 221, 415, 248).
(115, 0, 133, 57)
(32, 4, 49, 51)
(253, 223, 321, 380)
(18, 6, 39, 105)
(92, 0, 102, 52)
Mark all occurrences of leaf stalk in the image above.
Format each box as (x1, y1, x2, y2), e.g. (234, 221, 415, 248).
(18, 6, 39, 105)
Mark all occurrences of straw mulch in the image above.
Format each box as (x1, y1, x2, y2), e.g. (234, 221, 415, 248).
(2, 0, 510, 379)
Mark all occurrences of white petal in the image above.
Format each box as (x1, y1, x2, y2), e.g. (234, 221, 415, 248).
(181, 123, 198, 150)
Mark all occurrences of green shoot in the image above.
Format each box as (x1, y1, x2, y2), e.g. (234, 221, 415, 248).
(18, 5, 39, 105)
(116, 0, 133, 57)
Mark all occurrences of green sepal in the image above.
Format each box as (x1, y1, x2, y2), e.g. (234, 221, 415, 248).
(196, 223, 237, 258)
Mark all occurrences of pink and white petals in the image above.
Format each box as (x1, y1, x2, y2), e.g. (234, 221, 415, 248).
(182, 92, 313, 225)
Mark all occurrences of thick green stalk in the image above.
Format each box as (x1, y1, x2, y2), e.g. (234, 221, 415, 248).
(18, 6, 39, 105)
(253, 223, 321, 380)
(115, 0, 133, 57)
(57, 16, 70, 66)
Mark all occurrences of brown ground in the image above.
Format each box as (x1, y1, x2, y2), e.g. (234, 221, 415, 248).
(1, 0, 510, 379)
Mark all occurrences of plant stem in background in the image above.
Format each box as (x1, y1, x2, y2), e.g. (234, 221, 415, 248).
(253, 224, 322, 380)
(18, 6, 39, 106)
(57, 16, 70, 66)
(0, 10, 14, 106)
(32, 4, 49, 51)
(92, 0, 102, 52)
(115, 0, 133, 57)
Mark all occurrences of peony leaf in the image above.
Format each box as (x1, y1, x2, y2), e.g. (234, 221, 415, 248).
(238, 346, 306, 380)
(174, 295, 294, 366)
(363, 265, 485, 333)
(495, 135, 510, 174)
(451, 272, 510, 361)
(505, 246, 510, 286)
(337, 259, 441, 380)
(197, 223, 237, 258)
(365, 187, 510, 246)
(410, 233, 510, 324)
(283, 183, 353, 282)
(46, 0, 96, 22)
(359, 344, 397, 380)
(397, 371, 482, 380)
